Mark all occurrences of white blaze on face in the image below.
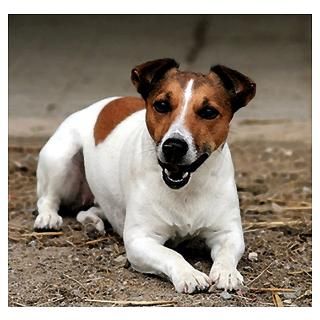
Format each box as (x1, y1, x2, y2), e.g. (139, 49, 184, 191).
(159, 79, 197, 163)
(178, 79, 194, 126)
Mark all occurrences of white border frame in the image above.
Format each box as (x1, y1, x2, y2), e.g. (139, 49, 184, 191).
(2, 1, 318, 319)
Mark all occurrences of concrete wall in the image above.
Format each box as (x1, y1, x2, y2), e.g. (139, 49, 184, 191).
(9, 14, 311, 138)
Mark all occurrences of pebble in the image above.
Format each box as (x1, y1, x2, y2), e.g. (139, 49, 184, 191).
(302, 186, 311, 194)
(95, 255, 104, 261)
(282, 149, 293, 157)
(114, 254, 127, 264)
(220, 291, 232, 300)
(283, 291, 298, 299)
(243, 265, 253, 271)
(248, 252, 258, 262)
(104, 246, 114, 253)
(271, 202, 284, 213)
(28, 240, 37, 248)
(283, 299, 292, 304)
(72, 289, 82, 297)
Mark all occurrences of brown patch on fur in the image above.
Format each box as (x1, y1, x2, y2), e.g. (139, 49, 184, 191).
(94, 97, 145, 145)
(145, 71, 233, 150)
(184, 77, 233, 152)
(145, 72, 203, 143)
(145, 79, 185, 144)
(134, 61, 255, 154)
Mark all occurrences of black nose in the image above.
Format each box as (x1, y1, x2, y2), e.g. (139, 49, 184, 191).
(162, 138, 188, 163)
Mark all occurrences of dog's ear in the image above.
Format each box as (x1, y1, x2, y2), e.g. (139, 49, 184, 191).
(210, 65, 256, 112)
(131, 58, 179, 99)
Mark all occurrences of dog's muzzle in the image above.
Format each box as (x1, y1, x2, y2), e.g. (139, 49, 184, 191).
(158, 153, 209, 189)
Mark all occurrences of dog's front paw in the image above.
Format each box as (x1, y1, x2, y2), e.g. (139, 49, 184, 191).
(172, 266, 212, 294)
(34, 213, 63, 231)
(209, 263, 243, 291)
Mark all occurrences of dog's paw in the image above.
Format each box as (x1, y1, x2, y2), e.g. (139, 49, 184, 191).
(34, 213, 63, 230)
(76, 210, 105, 235)
(172, 266, 212, 294)
(209, 263, 243, 291)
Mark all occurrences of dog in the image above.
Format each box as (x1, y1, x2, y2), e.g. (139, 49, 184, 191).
(34, 58, 256, 293)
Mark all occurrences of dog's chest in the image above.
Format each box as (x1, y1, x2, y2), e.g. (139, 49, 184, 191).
(158, 191, 213, 239)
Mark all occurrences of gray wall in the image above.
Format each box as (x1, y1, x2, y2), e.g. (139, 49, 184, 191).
(9, 15, 311, 136)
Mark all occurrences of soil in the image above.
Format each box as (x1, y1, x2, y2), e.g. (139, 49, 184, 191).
(8, 138, 311, 307)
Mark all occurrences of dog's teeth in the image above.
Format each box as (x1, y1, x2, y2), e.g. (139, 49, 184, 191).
(165, 169, 170, 175)
(182, 172, 188, 179)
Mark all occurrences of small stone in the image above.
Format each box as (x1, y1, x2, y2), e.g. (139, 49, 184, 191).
(13, 154, 38, 174)
(243, 266, 253, 271)
(104, 246, 113, 253)
(284, 264, 291, 270)
(302, 186, 311, 194)
(114, 254, 127, 264)
(95, 255, 104, 261)
(194, 261, 202, 269)
(282, 149, 293, 157)
(220, 291, 232, 300)
(72, 289, 82, 297)
(248, 252, 258, 262)
(244, 204, 271, 215)
(28, 240, 37, 248)
(283, 299, 292, 304)
(283, 292, 298, 299)
(271, 202, 284, 213)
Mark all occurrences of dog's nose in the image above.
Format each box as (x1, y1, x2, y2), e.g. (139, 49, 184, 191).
(162, 138, 188, 163)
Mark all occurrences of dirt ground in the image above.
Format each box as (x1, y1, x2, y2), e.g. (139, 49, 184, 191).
(8, 137, 311, 307)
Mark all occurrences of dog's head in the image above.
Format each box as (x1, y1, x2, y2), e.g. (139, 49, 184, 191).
(131, 58, 256, 189)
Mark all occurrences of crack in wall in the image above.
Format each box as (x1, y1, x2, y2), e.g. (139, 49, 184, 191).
(185, 17, 209, 65)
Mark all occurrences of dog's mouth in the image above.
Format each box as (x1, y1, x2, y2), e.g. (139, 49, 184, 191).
(158, 153, 209, 189)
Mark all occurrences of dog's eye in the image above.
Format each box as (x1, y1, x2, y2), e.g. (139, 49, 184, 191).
(197, 106, 220, 120)
(153, 100, 172, 113)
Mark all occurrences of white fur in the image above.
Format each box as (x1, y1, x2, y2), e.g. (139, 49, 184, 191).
(178, 79, 194, 122)
(158, 79, 197, 164)
(76, 206, 105, 235)
(34, 96, 245, 293)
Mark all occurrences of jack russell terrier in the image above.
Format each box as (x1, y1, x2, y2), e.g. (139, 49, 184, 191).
(34, 58, 256, 293)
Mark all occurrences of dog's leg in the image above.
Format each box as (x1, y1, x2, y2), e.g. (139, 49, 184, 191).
(35, 154, 65, 230)
(124, 234, 212, 293)
(34, 121, 84, 231)
(76, 206, 105, 235)
(204, 221, 245, 291)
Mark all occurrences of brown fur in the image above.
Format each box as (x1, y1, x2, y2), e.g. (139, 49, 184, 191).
(184, 77, 233, 152)
(145, 72, 233, 151)
(146, 80, 183, 144)
(94, 97, 145, 145)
